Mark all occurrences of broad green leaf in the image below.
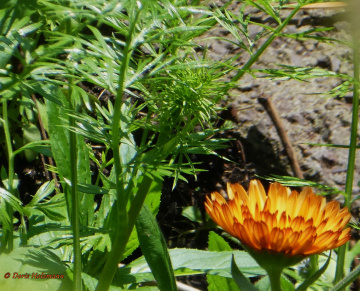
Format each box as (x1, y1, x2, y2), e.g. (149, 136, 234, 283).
(35, 100, 49, 132)
(121, 229, 140, 262)
(25, 83, 63, 106)
(0, 247, 72, 291)
(81, 272, 158, 291)
(46, 93, 93, 225)
(26, 214, 66, 256)
(76, 131, 93, 226)
(34, 207, 66, 222)
(255, 275, 270, 291)
(66, 85, 94, 226)
(136, 204, 177, 291)
(117, 248, 264, 285)
(169, 248, 263, 278)
(22, 123, 42, 161)
(208, 231, 232, 252)
(182, 206, 202, 223)
(46, 96, 71, 181)
(207, 232, 240, 291)
(281, 276, 295, 291)
(119, 133, 137, 187)
(81, 272, 124, 290)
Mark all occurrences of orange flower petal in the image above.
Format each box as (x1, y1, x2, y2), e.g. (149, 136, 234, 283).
(205, 179, 351, 258)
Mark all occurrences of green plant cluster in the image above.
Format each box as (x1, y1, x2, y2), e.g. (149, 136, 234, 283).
(0, 0, 359, 290)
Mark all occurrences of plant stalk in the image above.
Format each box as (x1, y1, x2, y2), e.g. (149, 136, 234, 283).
(1, 100, 14, 252)
(68, 86, 82, 291)
(267, 266, 283, 291)
(335, 0, 359, 283)
(95, 4, 142, 291)
(95, 175, 153, 291)
(231, 4, 301, 83)
(332, 263, 360, 291)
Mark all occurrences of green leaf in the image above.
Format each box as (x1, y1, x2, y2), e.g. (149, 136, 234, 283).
(231, 255, 259, 291)
(281, 276, 295, 291)
(81, 272, 125, 291)
(245, 0, 280, 24)
(0, 247, 72, 291)
(0, 187, 23, 214)
(26, 192, 67, 223)
(119, 133, 137, 186)
(46, 96, 71, 180)
(46, 93, 93, 225)
(136, 204, 177, 291)
(13, 141, 52, 158)
(207, 232, 240, 291)
(295, 252, 332, 291)
(331, 263, 360, 291)
(34, 207, 66, 222)
(208, 231, 232, 252)
(254, 275, 270, 291)
(117, 248, 263, 285)
(122, 175, 163, 261)
(22, 123, 42, 161)
(265, 175, 342, 195)
(81, 272, 158, 291)
(182, 206, 203, 223)
(27, 180, 55, 207)
(208, 274, 240, 291)
(346, 240, 360, 269)
(64, 180, 110, 195)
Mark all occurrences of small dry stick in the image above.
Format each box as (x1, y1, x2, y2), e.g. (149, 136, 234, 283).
(31, 94, 58, 185)
(279, 2, 346, 9)
(258, 96, 304, 179)
(177, 281, 202, 291)
(301, 2, 347, 9)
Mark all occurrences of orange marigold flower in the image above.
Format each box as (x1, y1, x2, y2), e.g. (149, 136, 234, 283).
(205, 180, 351, 257)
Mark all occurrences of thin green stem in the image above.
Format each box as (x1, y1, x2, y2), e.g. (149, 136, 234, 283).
(1, 99, 14, 252)
(95, 4, 142, 291)
(231, 5, 301, 83)
(4, 104, 28, 246)
(335, 0, 359, 283)
(308, 255, 319, 277)
(61, 16, 82, 290)
(2, 102, 14, 190)
(331, 263, 360, 291)
(335, 242, 348, 285)
(68, 85, 82, 291)
(344, 1, 360, 210)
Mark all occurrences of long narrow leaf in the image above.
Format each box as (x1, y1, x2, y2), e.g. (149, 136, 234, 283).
(231, 255, 259, 291)
(0, 187, 23, 214)
(136, 204, 177, 291)
(296, 252, 332, 291)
